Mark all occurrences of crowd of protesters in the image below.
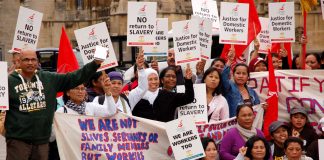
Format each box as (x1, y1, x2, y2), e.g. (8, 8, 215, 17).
(2, 37, 324, 160)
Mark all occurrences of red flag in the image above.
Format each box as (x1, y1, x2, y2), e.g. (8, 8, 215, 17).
(271, 43, 292, 68)
(57, 27, 79, 97)
(263, 50, 279, 140)
(57, 27, 79, 73)
(221, 0, 261, 61)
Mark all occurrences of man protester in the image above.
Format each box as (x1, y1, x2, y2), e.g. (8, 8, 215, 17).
(5, 49, 102, 160)
(166, 48, 185, 85)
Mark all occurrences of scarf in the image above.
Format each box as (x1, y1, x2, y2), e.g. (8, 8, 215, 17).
(65, 100, 86, 115)
(236, 124, 257, 141)
(142, 89, 159, 105)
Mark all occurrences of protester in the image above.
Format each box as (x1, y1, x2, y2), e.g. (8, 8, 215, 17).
(210, 58, 226, 72)
(93, 51, 147, 115)
(288, 107, 318, 148)
(268, 121, 289, 159)
(248, 57, 268, 72)
(306, 117, 324, 160)
(121, 62, 149, 92)
(222, 49, 262, 117)
(305, 53, 321, 70)
(220, 104, 265, 159)
(132, 64, 194, 122)
(167, 48, 185, 85)
(5, 49, 102, 160)
(199, 137, 219, 160)
(235, 136, 271, 160)
(86, 71, 105, 102)
(292, 55, 301, 69)
(283, 137, 313, 160)
(58, 82, 116, 115)
(202, 67, 229, 122)
(159, 66, 177, 92)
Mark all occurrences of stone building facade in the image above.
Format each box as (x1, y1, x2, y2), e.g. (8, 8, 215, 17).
(0, 0, 323, 66)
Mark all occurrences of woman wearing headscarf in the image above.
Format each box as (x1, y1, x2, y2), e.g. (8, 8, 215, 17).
(132, 64, 194, 122)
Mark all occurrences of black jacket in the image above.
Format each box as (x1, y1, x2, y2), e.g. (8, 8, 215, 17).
(132, 79, 194, 122)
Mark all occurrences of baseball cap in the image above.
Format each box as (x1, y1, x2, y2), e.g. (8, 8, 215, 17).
(269, 121, 288, 134)
(290, 107, 307, 116)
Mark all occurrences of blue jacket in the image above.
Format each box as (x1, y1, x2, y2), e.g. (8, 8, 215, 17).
(221, 65, 260, 117)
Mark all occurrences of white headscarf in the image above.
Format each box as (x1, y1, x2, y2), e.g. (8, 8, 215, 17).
(142, 68, 159, 105)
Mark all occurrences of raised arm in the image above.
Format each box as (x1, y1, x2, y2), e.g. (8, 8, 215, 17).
(52, 60, 102, 92)
(128, 50, 148, 110)
(172, 64, 194, 107)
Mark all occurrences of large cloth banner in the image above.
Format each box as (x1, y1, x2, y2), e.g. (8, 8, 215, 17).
(196, 105, 264, 145)
(249, 70, 324, 131)
(54, 113, 174, 160)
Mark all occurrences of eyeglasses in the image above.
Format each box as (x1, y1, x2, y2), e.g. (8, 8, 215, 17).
(21, 58, 38, 63)
(71, 87, 86, 92)
(164, 74, 176, 79)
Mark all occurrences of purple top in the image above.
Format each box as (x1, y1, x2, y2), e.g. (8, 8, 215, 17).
(219, 127, 265, 160)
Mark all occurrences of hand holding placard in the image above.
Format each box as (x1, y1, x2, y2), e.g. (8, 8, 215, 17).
(185, 64, 193, 80)
(136, 49, 145, 69)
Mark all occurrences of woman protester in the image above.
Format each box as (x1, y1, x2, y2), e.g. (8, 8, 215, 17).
(283, 137, 313, 160)
(132, 64, 194, 122)
(93, 50, 148, 115)
(222, 48, 262, 117)
(220, 104, 265, 159)
(268, 121, 289, 159)
(202, 67, 229, 122)
(159, 66, 177, 92)
(235, 136, 271, 160)
(199, 137, 219, 160)
(288, 107, 318, 148)
(305, 53, 321, 70)
(121, 62, 149, 92)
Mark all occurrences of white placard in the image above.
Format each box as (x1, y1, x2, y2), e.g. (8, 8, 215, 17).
(173, 19, 200, 65)
(321, 0, 324, 20)
(94, 46, 108, 61)
(143, 18, 168, 57)
(74, 22, 118, 71)
(269, 2, 295, 43)
(166, 116, 205, 160)
(319, 139, 324, 159)
(12, 6, 43, 52)
(257, 17, 271, 54)
(127, 2, 157, 46)
(0, 62, 9, 110)
(177, 84, 208, 125)
(192, 0, 220, 30)
(192, 16, 212, 60)
(219, 2, 249, 45)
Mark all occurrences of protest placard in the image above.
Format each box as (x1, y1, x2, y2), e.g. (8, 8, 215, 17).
(319, 140, 324, 159)
(219, 2, 249, 45)
(257, 17, 271, 54)
(269, 2, 295, 43)
(143, 18, 168, 57)
(0, 62, 8, 110)
(192, 0, 220, 31)
(127, 2, 157, 46)
(249, 70, 324, 133)
(173, 19, 200, 65)
(54, 112, 173, 160)
(177, 84, 208, 125)
(192, 16, 212, 60)
(166, 116, 205, 160)
(12, 6, 43, 52)
(74, 22, 118, 71)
